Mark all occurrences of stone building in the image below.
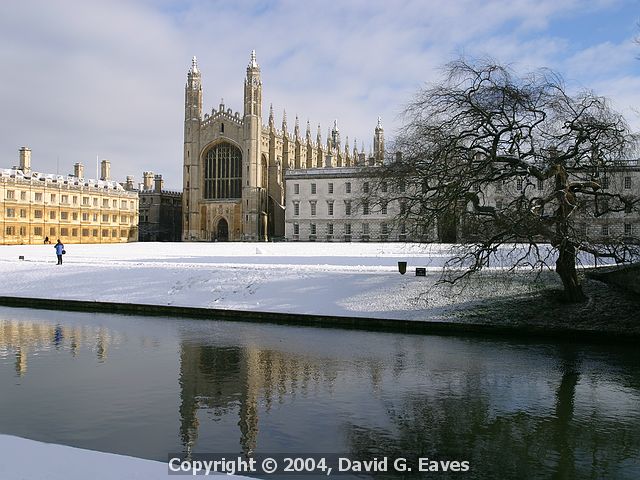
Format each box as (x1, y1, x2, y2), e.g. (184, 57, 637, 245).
(182, 51, 384, 242)
(137, 172, 182, 242)
(0, 147, 138, 245)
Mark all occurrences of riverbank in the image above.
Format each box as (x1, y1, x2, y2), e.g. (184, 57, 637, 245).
(0, 242, 637, 341)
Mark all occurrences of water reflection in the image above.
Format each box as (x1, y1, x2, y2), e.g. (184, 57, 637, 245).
(0, 309, 639, 479)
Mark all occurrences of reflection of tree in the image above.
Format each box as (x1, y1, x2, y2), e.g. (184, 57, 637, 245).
(345, 351, 640, 480)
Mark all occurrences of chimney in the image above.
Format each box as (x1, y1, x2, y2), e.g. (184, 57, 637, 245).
(74, 162, 84, 178)
(19, 147, 31, 173)
(143, 171, 154, 191)
(154, 174, 164, 193)
(125, 175, 134, 191)
(100, 159, 111, 181)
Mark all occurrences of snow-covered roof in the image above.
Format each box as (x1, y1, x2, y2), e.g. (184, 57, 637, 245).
(1, 168, 127, 191)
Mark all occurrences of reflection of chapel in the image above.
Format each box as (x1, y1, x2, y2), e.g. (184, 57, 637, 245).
(182, 51, 384, 242)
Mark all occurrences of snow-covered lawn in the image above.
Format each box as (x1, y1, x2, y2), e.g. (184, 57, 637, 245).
(0, 242, 558, 320)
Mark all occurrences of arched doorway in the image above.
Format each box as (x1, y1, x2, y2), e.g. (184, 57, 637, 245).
(216, 218, 229, 241)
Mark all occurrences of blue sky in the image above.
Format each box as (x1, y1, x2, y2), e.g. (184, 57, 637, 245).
(0, 0, 638, 188)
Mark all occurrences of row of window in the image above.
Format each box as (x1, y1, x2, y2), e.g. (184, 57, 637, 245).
(292, 200, 395, 216)
(3, 190, 136, 209)
(3, 208, 132, 223)
(493, 176, 634, 193)
(292, 181, 393, 196)
(3, 226, 131, 237)
(578, 223, 634, 237)
(291, 222, 406, 236)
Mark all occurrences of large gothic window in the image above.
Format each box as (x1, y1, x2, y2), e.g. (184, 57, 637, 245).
(203, 143, 242, 199)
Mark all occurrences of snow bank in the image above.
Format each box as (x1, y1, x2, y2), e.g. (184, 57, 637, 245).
(0, 434, 255, 479)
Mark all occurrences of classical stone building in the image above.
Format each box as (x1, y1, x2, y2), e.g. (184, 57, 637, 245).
(0, 147, 138, 245)
(182, 52, 384, 242)
(138, 172, 182, 242)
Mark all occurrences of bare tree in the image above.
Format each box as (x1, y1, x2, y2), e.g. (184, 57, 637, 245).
(375, 59, 639, 302)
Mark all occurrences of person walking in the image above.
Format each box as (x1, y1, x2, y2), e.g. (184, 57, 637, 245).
(54, 239, 65, 265)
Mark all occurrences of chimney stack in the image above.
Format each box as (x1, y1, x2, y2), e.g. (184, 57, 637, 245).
(74, 162, 84, 178)
(125, 175, 134, 191)
(100, 159, 111, 181)
(19, 147, 31, 173)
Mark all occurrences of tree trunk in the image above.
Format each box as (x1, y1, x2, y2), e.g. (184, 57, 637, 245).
(556, 243, 587, 303)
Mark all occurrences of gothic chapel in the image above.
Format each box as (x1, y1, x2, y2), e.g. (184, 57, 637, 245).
(182, 51, 384, 241)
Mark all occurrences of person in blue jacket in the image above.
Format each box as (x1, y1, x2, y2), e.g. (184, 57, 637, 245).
(54, 239, 65, 265)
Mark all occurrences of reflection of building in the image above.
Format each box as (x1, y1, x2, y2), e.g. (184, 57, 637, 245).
(0, 320, 115, 375)
(178, 342, 344, 456)
(182, 52, 384, 242)
(138, 172, 182, 242)
(1, 148, 139, 245)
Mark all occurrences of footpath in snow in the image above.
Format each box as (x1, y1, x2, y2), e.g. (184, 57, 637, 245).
(0, 242, 557, 321)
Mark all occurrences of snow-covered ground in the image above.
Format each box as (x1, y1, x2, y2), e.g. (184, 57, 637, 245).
(0, 242, 560, 320)
(0, 434, 254, 480)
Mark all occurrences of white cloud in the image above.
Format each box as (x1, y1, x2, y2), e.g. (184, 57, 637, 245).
(0, 0, 637, 189)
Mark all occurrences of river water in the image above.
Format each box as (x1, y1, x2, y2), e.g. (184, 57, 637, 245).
(0, 307, 638, 479)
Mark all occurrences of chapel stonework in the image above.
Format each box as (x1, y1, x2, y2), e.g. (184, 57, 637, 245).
(182, 51, 384, 242)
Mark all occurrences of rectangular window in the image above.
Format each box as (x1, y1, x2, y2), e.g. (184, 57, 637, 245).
(344, 223, 351, 235)
(311, 183, 317, 195)
(34, 227, 43, 236)
(121, 200, 127, 209)
(537, 179, 544, 191)
(601, 225, 609, 236)
(496, 181, 503, 192)
(72, 228, 78, 237)
(60, 211, 68, 220)
(82, 213, 89, 221)
(73, 212, 78, 220)
(20, 191, 26, 201)
(310, 201, 317, 216)
(50, 194, 56, 203)
(345, 200, 352, 216)
(327, 223, 334, 235)
(5, 226, 15, 235)
(602, 177, 609, 189)
(381, 223, 388, 235)
(83, 196, 90, 205)
(6, 208, 15, 217)
(345, 182, 351, 194)
(93, 198, 98, 207)
(327, 201, 334, 216)
(60, 228, 69, 236)
(310, 223, 317, 235)
(121, 229, 128, 237)
(363, 182, 369, 193)
(496, 200, 503, 210)
(49, 227, 56, 236)
(92, 229, 98, 237)
(6, 190, 14, 199)
(400, 201, 406, 215)
(112, 214, 118, 222)
(294, 183, 300, 195)
(625, 176, 632, 189)
(293, 201, 300, 216)
(34, 209, 43, 218)
(82, 229, 89, 237)
(35, 192, 43, 201)
(102, 214, 109, 222)
(103, 199, 109, 207)
(18, 226, 26, 236)
(113, 200, 117, 207)
(516, 178, 523, 191)
(398, 181, 406, 193)
(61, 195, 68, 204)
(49, 211, 56, 219)
(112, 229, 117, 237)
(93, 213, 98, 222)
(19, 209, 26, 218)
(381, 182, 387, 193)
(293, 223, 299, 235)
(362, 201, 369, 215)
(328, 183, 333, 194)
(362, 223, 369, 234)
(624, 223, 632, 236)
(102, 229, 109, 237)
(72, 196, 78, 205)
(381, 202, 388, 215)
(400, 223, 407, 234)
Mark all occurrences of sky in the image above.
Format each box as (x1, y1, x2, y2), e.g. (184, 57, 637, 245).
(0, 0, 639, 189)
